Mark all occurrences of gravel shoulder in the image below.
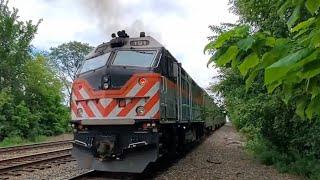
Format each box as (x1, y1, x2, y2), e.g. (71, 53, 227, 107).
(155, 122, 301, 180)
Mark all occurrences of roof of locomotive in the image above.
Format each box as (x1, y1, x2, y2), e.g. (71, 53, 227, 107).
(85, 36, 164, 59)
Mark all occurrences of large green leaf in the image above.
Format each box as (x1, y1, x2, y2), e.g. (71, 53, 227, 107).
(287, 5, 301, 28)
(204, 41, 215, 53)
(265, 37, 276, 47)
(207, 49, 223, 67)
(237, 36, 255, 51)
(233, 25, 250, 38)
(305, 96, 320, 119)
(305, 0, 320, 15)
(265, 48, 313, 85)
(267, 81, 282, 93)
(299, 58, 320, 79)
(216, 46, 239, 66)
(210, 32, 233, 50)
(291, 17, 315, 32)
(278, 1, 291, 17)
(212, 25, 250, 49)
(292, 50, 319, 70)
(238, 53, 259, 76)
(310, 30, 320, 48)
(282, 83, 293, 105)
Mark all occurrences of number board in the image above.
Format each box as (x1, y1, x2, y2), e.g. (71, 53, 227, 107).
(130, 40, 149, 46)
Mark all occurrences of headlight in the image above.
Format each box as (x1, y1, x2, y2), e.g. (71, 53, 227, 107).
(136, 106, 145, 115)
(103, 82, 109, 89)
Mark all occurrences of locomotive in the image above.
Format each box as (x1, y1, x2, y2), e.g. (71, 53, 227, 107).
(70, 31, 225, 173)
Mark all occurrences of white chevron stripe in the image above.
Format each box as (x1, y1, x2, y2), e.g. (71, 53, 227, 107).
(126, 83, 143, 97)
(108, 106, 123, 118)
(100, 98, 112, 108)
(88, 101, 103, 117)
(126, 82, 160, 117)
(79, 88, 90, 99)
(145, 100, 160, 118)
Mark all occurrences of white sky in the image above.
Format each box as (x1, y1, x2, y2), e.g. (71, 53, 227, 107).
(9, 0, 238, 88)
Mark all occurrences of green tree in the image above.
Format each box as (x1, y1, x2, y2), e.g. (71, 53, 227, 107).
(0, 0, 69, 142)
(49, 41, 93, 97)
(206, 0, 320, 119)
(206, 0, 320, 178)
(24, 56, 69, 136)
(229, 0, 290, 37)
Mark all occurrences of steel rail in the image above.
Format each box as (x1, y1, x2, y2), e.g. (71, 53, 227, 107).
(0, 148, 72, 174)
(0, 140, 73, 153)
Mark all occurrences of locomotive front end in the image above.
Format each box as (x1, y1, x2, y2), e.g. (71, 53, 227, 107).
(70, 32, 163, 173)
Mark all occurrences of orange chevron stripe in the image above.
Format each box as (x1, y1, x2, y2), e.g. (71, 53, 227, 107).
(117, 80, 156, 117)
(80, 101, 95, 117)
(100, 99, 118, 117)
(72, 87, 95, 117)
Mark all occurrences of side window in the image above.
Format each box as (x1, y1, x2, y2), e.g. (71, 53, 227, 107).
(161, 55, 168, 75)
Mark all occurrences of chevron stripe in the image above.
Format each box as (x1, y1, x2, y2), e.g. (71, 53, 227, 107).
(71, 74, 161, 120)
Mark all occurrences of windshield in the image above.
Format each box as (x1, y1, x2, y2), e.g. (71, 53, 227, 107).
(112, 50, 157, 67)
(79, 52, 111, 74)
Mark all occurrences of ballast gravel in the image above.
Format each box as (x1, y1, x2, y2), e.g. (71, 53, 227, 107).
(155, 122, 301, 180)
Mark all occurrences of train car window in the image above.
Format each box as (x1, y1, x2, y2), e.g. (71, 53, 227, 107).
(161, 55, 168, 75)
(78, 52, 111, 74)
(112, 50, 157, 67)
(167, 55, 174, 77)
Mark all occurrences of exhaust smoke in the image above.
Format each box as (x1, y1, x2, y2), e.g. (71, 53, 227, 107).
(78, 0, 183, 40)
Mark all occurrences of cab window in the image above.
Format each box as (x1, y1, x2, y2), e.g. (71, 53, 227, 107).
(78, 52, 111, 74)
(112, 50, 157, 67)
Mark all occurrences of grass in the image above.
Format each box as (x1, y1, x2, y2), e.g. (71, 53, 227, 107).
(0, 135, 48, 147)
(245, 135, 320, 179)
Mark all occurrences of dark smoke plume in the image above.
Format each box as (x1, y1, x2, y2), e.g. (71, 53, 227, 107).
(78, 0, 184, 40)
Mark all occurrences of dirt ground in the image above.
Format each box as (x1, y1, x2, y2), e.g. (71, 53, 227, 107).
(155, 122, 301, 180)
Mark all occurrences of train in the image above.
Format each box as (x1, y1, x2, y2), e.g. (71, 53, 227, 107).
(70, 30, 225, 173)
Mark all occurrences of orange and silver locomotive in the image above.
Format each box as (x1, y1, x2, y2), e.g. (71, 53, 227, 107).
(71, 31, 225, 173)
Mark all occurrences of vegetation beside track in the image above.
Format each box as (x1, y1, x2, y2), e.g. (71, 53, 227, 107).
(0, 0, 91, 146)
(206, 0, 320, 179)
(0, 0, 70, 143)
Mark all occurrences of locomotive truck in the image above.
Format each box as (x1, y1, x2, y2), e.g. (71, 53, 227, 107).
(70, 31, 225, 173)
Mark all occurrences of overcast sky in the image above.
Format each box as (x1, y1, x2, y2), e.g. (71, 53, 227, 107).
(9, 0, 238, 88)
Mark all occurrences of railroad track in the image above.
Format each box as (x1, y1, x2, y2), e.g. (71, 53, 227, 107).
(0, 142, 74, 180)
(0, 140, 72, 154)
